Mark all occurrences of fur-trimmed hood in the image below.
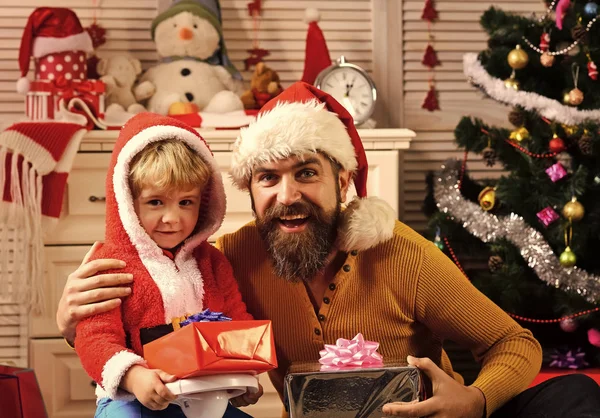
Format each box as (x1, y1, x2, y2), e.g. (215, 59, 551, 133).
(105, 112, 226, 265)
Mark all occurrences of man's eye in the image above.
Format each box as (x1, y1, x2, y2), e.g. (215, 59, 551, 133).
(299, 170, 316, 178)
(259, 174, 276, 183)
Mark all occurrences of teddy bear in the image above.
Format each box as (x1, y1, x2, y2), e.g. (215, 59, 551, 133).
(97, 55, 146, 114)
(133, 0, 244, 115)
(240, 62, 283, 110)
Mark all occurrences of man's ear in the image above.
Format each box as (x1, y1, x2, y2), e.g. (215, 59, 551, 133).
(338, 169, 352, 203)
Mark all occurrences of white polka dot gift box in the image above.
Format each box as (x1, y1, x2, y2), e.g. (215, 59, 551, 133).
(26, 77, 105, 122)
(35, 50, 88, 83)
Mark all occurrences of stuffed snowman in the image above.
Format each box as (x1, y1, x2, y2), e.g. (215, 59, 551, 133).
(134, 0, 244, 115)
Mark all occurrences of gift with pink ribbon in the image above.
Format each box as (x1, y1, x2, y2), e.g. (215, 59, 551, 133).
(318, 333, 383, 369)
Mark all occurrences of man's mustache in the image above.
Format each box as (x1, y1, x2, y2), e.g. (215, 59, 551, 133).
(263, 200, 319, 221)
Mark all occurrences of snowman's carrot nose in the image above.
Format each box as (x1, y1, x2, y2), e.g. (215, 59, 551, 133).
(179, 27, 193, 40)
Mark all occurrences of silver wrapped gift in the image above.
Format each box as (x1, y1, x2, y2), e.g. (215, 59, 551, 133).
(284, 361, 431, 418)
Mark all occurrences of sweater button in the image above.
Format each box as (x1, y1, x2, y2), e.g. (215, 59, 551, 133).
(314, 328, 321, 336)
(329, 283, 336, 291)
(323, 297, 330, 304)
(351, 250, 358, 256)
(343, 264, 351, 272)
(318, 314, 325, 321)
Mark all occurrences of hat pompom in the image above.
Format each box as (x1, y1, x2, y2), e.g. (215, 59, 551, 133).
(337, 196, 396, 252)
(304, 8, 320, 23)
(16, 77, 30, 94)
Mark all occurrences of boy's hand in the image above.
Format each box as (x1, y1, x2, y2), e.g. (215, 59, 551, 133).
(230, 382, 264, 407)
(122, 365, 178, 410)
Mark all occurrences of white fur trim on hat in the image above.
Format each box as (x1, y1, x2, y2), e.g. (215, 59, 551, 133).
(231, 100, 357, 189)
(337, 196, 396, 252)
(32, 31, 93, 58)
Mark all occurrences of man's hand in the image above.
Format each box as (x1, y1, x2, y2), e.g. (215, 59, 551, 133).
(229, 382, 264, 407)
(382, 356, 486, 418)
(122, 365, 178, 410)
(56, 242, 133, 344)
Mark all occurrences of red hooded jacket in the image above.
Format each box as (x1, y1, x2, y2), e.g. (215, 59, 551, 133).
(75, 113, 251, 401)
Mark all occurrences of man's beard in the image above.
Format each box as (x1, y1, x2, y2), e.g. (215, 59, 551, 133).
(255, 199, 340, 283)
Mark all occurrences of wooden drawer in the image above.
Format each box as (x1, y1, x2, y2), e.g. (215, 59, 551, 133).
(46, 153, 110, 245)
(30, 246, 91, 338)
(30, 338, 97, 418)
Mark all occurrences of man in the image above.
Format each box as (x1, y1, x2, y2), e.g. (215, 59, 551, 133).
(57, 82, 600, 418)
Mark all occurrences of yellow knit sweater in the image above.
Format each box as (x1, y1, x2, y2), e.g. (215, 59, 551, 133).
(216, 220, 542, 416)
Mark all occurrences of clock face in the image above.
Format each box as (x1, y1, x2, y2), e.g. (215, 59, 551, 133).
(317, 66, 375, 123)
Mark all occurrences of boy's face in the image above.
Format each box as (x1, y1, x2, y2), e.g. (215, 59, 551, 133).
(133, 184, 202, 250)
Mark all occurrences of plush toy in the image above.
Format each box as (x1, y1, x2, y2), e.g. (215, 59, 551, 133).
(134, 0, 244, 115)
(97, 55, 146, 114)
(240, 62, 283, 110)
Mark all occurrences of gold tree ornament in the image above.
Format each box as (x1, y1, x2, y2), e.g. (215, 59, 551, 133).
(508, 45, 529, 69)
(541, 52, 555, 67)
(478, 186, 497, 211)
(563, 196, 585, 221)
(504, 72, 520, 90)
(569, 64, 584, 106)
(509, 126, 530, 142)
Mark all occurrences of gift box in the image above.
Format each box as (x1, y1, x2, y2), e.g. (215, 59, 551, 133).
(284, 360, 431, 418)
(25, 79, 105, 121)
(143, 320, 277, 379)
(35, 51, 88, 82)
(0, 364, 48, 418)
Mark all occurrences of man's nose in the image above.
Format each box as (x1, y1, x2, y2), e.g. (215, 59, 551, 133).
(277, 177, 301, 206)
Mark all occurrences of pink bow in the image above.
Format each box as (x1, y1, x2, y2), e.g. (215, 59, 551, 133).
(318, 333, 383, 369)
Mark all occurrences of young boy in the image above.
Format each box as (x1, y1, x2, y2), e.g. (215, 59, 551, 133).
(75, 113, 255, 417)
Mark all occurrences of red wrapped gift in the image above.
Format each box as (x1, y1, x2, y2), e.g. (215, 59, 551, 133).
(143, 320, 277, 379)
(25, 78, 105, 121)
(0, 364, 48, 418)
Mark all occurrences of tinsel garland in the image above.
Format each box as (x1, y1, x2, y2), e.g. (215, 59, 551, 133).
(434, 159, 600, 304)
(463, 53, 600, 125)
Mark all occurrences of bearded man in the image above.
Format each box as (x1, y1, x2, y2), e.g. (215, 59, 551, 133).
(57, 82, 600, 418)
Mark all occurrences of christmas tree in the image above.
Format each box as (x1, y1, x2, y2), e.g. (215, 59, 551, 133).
(424, 0, 600, 369)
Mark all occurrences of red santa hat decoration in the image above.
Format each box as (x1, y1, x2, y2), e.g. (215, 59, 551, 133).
(300, 8, 332, 85)
(17, 7, 94, 93)
(231, 81, 396, 251)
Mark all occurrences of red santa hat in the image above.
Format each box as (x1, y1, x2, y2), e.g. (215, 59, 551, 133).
(301, 8, 332, 85)
(231, 81, 396, 252)
(17, 7, 94, 93)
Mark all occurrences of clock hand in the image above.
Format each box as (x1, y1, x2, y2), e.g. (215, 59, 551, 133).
(342, 96, 357, 117)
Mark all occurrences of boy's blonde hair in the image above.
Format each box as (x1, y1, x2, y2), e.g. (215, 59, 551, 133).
(129, 139, 211, 198)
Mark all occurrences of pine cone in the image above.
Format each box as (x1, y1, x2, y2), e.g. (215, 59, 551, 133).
(571, 24, 589, 45)
(578, 134, 593, 155)
(488, 255, 504, 273)
(508, 109, 525, 127)
(482, 146, 497, 167)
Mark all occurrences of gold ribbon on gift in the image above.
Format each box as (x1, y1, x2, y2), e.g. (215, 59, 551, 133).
(171, 313, 192, 331)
